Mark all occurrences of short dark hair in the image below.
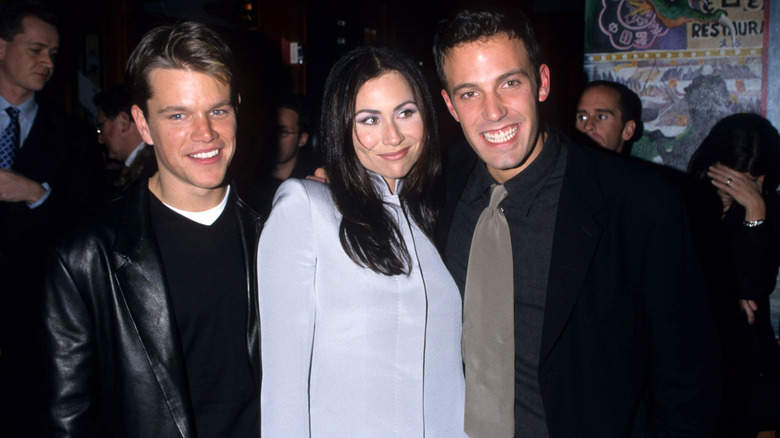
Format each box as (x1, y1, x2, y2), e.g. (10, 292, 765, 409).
(582, 80, 642, 125)
(279, 94, 310, 134)
(124, 21, 238, 116)
(433, 5, 542, 90)
(0, 0, 58, 42)
(689, 113, 780, 197)
(94, 85, 133, 121)
(321, 46, 440, 276)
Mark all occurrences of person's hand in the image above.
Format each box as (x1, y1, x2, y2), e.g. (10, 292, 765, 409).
(0, 169, 46, 203)
(306, 167, 329, 184)
(707, 164, 766, 221)
(739, 299, 758, 325)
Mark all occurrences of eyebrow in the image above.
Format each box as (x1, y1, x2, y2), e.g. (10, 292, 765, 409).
(27, 41, 58, 50)
(354, 100, 417, 115)
(576, 108, 616, 115)
(451, 68, 531, 94)
(155, 100, 233, 115)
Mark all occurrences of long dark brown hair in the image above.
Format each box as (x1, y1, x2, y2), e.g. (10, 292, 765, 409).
(320, 46, 441, 276)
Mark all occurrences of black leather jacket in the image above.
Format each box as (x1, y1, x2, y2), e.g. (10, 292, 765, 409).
(42, 182, 263, 437)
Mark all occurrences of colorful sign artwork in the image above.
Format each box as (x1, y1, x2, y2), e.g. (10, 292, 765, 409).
(583, 0, 769, 170)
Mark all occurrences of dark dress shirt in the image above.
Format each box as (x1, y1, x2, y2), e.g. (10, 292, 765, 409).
(446, 131, 565, 437)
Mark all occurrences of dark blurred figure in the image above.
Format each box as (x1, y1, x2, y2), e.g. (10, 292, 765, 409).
(575, 80, 642, 155)
(688, 113, 780, 436)
(238, 94, 319, 217)
(272, 94, 315, 181)
(94, 85, 155, 198)
(0, 1, 100, 435)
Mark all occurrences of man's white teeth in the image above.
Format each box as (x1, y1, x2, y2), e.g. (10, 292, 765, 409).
(190, 150, 219, 159)
(483, 125, 518, 143)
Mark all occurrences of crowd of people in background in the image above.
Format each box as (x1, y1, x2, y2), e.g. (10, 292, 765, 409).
(2, 0, 780, 437)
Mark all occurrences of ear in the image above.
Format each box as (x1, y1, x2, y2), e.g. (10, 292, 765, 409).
(757, 175, 765, 191)
(131, 105, 153, 145)
(117, 112, 132, 134)
(537, 64, 551, 103)
(621, 120, 636, 141)
(297, 132, 309, 148)
(0, 38, 7, 61)
(441, 89, 460, 122)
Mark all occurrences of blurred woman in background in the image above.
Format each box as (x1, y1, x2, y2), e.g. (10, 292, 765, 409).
(689, 113, 780, 435)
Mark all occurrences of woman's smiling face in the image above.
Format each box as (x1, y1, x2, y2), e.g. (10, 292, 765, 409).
(352, 70, 424, 194)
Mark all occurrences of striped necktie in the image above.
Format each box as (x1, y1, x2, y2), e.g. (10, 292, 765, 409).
(1, 107, 21, 169)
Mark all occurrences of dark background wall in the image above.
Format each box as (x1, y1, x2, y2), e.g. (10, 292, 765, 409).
(30, 0, 587, 173)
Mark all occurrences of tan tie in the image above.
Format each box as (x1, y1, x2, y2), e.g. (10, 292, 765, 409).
(463, 183, 514, 437)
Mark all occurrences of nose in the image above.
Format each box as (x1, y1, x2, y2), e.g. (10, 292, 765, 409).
(482, 92, 507, 122)
(191, 115, 217, 142)
(383, 121, 403, 146)
(41, 52, 54, 69)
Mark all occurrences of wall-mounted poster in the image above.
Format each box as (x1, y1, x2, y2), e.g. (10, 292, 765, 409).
(583, 0, 770, 170)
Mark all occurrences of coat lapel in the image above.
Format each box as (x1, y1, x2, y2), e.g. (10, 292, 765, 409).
(234, 196, 263, 386)
(540, 145, 604, 364)
(111, 184, 195, 438)
(14, 103, 54, 176)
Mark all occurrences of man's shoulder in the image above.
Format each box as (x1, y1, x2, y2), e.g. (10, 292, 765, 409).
(30, 98, 94, 145)
(231, 183, 267, 234)
(562, 134, 680, 199)
(51, 187, 142, 259)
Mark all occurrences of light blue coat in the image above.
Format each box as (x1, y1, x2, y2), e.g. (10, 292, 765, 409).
(258, 177, 466, 437)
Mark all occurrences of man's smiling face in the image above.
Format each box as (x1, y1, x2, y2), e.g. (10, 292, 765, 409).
(440, 33, 550, 183)
(133, 68, 236, 201)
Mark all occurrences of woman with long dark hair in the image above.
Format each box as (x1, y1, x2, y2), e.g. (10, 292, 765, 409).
(688, 113, 780, 434)
(257, 46, 465, 436)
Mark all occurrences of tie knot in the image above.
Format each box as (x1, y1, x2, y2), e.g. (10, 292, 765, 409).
(488, 184, 508, 209)
(5, 107, 20, 120)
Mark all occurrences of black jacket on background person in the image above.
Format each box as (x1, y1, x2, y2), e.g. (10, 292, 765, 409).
(0, 98, 101, 436)
(41, 179, 263, 437)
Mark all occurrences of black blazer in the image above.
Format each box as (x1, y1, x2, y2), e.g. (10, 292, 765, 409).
(0, 99, 101, 263)
(42, 181, 263, 437)
(0, 100, 101, 436)
(446, 129, 721, 437)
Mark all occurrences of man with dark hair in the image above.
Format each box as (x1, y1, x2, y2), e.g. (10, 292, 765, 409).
(273, 94, 313, 181)
(575, 80, 642, 154)
(94, 84, 155, 194)
(0, 1, 100, 434)
(42, 21, 262, 437)
(435, 6, 720, 437)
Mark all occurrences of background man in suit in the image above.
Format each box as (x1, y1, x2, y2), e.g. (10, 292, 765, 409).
(434, 6, 721, 437)
(94, 84, 155, 195)
(42, 21, 263, 436)
(0, 1, 100, 434)
(575, 80, 642, 155)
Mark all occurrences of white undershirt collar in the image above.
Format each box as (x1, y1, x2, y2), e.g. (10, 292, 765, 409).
(159, 186, 230, 226)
